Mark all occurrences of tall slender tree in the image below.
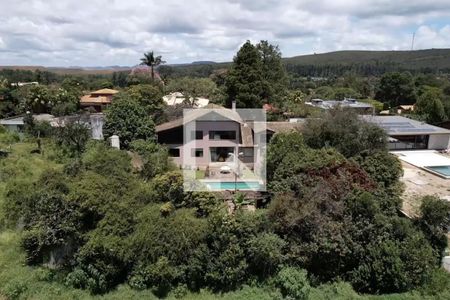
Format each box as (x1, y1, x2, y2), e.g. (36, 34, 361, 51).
(256, 40, 288, 103)
(140, 51, 165, 80)
(225, 41, 264, 108)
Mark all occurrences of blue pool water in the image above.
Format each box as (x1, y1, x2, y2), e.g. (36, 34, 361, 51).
(205, 181, 263, 191)
(425, 166, 450, 177)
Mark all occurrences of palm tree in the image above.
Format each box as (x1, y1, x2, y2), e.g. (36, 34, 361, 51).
(140, 51, 165, 80)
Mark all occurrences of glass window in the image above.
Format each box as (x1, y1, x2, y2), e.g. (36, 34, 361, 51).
(210, 147, 234, 162)
(168, 148, 180, 157)
(191, 130, 203, 140)
(241, 147, 254, 157)
(192, 148, 203, 157)
(209, 131, 236, 140)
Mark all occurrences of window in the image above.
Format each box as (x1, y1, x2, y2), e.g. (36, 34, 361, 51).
(168, 148, 180, 157)
(209, 130, 236, 140)
(210, 147, 234, 162)
(191, 130, 203, 140)
(389, 135, 429, 150)
(241, 147, 254, 158)
(191, 148, 204, 157)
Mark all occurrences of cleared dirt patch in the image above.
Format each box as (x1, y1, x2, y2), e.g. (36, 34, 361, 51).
(400, 160, 450, 216)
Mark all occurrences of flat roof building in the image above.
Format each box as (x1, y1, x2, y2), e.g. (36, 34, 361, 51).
(305, 98, 374, 114)
(361, 115, 450, 150)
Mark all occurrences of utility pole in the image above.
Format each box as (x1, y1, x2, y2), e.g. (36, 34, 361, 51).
(411, 32, 415, 50)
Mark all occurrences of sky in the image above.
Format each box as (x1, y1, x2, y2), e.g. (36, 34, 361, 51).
(0, 0, 449, 67)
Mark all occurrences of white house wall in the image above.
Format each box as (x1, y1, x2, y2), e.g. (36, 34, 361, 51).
(428, 134, 450, 150)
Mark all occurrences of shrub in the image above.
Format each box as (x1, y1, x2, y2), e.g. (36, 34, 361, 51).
(129, 257, 179, 297)
(274, 267, 311, 300)
(247, 233, 286, 277)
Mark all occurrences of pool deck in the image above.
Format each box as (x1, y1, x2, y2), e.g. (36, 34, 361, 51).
(392, 151, 450, 216)
(392, 150, 450, 179)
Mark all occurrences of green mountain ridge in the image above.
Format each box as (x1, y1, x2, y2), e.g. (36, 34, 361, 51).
(283, 48, 450, 69)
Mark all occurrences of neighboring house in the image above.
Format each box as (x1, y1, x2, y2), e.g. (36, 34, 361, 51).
(396, 105, 415, 114)
(51, 114, 104, 140)
(361, 115, 450, 150)
(0, 114, 54, 132)
(0, 113, 104, 140)
(10, 81, 38, 87)
(156, 107, 302, 169)
(163, 92, 210, 108)
(305, 98, 374, 114)
(80, 88, 119, 112)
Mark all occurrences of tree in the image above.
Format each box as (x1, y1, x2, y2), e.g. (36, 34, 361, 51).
(53, 119, 90, 157)
(256, 40, 288, 104)
(274, 267, 311, 300)
(303, 108, 387, 158)
(418, 196, 450, 260)
(103, 95, 156, 149)
(375, 72, 416, 107)
(166, 77, 220, 106)
(130, 140, 172, 180)
(140, 51, 165, 80)
(333, 87, 361, 100)
(415, 87, 446, 124)
(126, 84, 165, 122)
(353, 150, 403, 189)
(225, 41, 264, 108)
(21, 85, 55, 113)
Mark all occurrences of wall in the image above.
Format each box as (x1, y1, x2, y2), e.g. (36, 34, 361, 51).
(428, 134, 450, 150)
(183, 120, 241, 168)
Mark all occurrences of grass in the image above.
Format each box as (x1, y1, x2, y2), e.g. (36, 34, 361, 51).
(195, 169, 205, 180)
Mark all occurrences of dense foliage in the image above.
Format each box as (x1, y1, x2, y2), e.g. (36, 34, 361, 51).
(1, 43, 450, 300)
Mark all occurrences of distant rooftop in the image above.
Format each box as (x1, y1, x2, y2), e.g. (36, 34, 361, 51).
(361, 115, 450, 135)
(305, 98, 373, 110)
(90, 88, 119, 95)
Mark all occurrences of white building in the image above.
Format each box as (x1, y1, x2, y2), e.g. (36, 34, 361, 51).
(361, 115, 450, 150)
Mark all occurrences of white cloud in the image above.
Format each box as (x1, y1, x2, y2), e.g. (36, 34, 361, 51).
(0, 0, 449, 66)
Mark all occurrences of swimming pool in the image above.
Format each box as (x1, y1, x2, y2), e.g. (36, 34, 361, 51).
(204, 181, 263, 191)
(424, 166, 450, 179)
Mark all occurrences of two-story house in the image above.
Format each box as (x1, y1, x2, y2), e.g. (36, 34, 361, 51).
(80, 88, 119, 112)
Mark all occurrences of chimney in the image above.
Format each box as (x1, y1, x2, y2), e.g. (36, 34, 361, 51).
(232, 100, 236, 111)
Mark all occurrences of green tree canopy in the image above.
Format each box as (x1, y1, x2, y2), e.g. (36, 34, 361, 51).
(256, 40, 288, 104)
(225, 40, 288, 108)
(165, 77, 220, 106)
(303, 108, 387, 158)
(225, 41, 264, 108)
(375, 72, 416, 106)
(103, 94, 156, 149)
(415, 87, 446, 124)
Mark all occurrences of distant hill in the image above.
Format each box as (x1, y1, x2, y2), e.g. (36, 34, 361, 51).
(283, 48, 450, 70)
(0, 65, 132, 75)
(191, 61, 218, 65)
(160, 48, 450, 78)
(2, 48, 450, 77)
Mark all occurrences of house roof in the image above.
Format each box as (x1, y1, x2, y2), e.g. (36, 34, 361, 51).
(156, 108, 243, 133)
(306, 99, 373, 110)
(0, 114, 54, 125)
(90, 88, 119, 95)
(361, 115, 450, 135)
(248, 121, 305, 134)
(80, 95, 112, 105)
(266, 121, 305, 133)
(398, 105, 415, 110)
(162, 92, 210, 108)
